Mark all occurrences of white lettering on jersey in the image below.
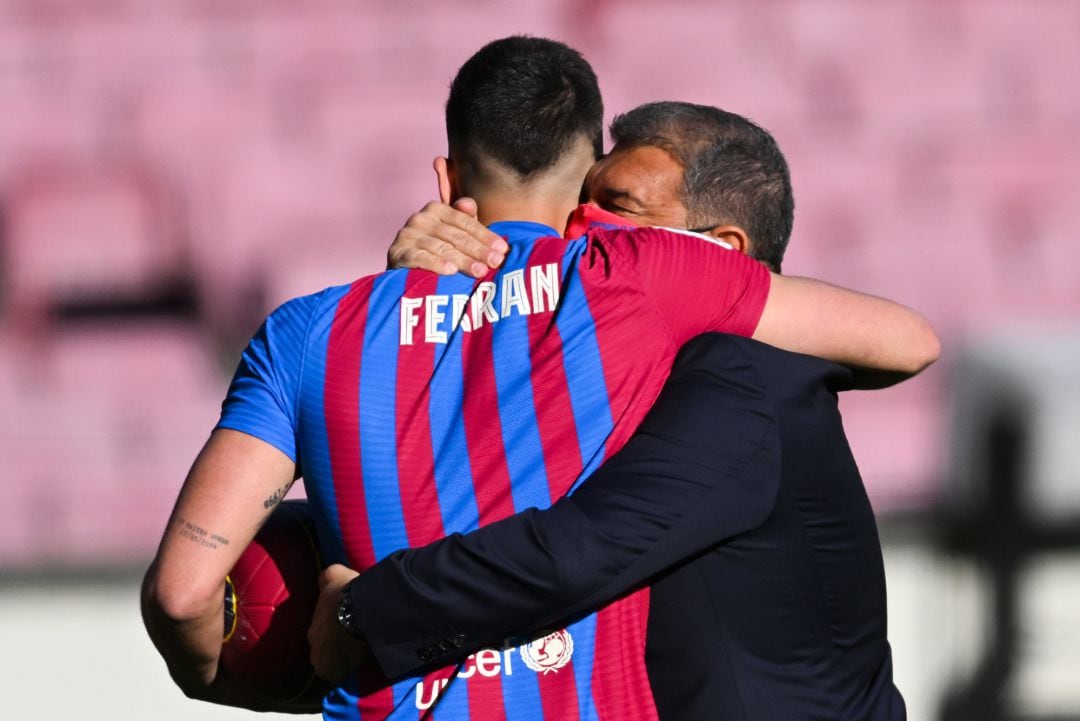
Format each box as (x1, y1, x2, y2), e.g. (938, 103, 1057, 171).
(530, 262, 560, 313)
(458, 649, 502, 679)
(424, 295, 449, 344)
(471, 281, 499, 330)
(502, 646, 514, 675)
(500, 269, 531, 317)
(400, 297, 422, 345)
(519, 629, 574, 674)
(398, 263, 560, 346)
(415, 677, 450, 711)
(412, 629, 570, 710)
(451, 294, 470, 332)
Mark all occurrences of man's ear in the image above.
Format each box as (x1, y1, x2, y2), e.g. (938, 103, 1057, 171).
(708, 225, 751, 256)
(434, 156, 456, 204)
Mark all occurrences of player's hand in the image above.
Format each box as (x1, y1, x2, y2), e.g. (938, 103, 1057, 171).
(387, 199, 508, 278)
(308, 563, 370, 684)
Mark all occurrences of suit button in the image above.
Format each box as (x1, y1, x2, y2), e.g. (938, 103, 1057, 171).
(452, 633, 467, 648)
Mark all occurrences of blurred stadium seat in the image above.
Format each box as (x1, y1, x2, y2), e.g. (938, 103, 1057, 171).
(0, 0, 1075, 562)
(0, 4, 1077, 720)
(5, 164, 187, 320)
(0, 321, 224, 568)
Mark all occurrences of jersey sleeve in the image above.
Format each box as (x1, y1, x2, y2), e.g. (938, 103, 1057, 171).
(603, 226, 771, 347)
(215, 293, 321, 463)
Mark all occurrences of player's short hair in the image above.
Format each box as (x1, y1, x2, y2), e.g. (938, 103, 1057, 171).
(610, 102, 794, 272)
(446, 36, 603, 179)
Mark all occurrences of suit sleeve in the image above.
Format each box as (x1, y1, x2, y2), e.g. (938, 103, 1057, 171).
(348, 334, 781, 680)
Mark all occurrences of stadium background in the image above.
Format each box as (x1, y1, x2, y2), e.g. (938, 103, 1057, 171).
(0, 1, 1077, 719)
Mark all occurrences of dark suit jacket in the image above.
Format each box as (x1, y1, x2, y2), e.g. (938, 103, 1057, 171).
(347, 334, 905, 720)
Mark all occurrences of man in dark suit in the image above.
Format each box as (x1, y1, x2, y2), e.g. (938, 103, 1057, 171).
(312, 102, 916, 719)
(337, 334, 906, 720)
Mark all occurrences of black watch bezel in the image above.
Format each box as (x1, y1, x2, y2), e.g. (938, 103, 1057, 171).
(336, 580, 364, 638)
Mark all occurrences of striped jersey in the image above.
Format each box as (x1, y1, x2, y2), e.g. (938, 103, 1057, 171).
(217, 205, 770, 721)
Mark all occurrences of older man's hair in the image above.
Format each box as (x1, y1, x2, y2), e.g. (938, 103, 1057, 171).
(610, 102, 794, 272)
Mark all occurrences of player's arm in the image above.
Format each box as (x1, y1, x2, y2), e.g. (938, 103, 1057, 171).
(141, 429, 312, 711)
(143, 294, 318, 711)
(320, 335, 780, 681)
(385, 212, 940, 386)
(616, 227, 940, 387)
(754, 273, 940, 388)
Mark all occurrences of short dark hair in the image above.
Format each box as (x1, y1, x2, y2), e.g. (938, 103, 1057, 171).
(610, 102, 794, 272)
(446, 36, 603, 179)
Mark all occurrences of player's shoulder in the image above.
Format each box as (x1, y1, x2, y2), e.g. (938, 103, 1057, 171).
(263, 280, 369, 336)
(270, 283, 349, 318)
(588, 225, 735, 256)
(577, 226, 739, 283)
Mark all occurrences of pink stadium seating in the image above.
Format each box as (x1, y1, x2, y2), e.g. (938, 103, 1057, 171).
(5, 165, 184, 316)
(0, 1, 1078, 566)
(0, 323, 224, 567)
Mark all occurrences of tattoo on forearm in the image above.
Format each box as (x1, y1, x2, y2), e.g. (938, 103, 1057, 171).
(263, 482, 292, 510)
(174, 516, 229, 550)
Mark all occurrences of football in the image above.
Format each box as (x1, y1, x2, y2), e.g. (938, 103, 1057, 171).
(220, 500, 329, 707)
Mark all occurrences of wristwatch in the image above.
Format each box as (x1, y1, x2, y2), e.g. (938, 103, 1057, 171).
(336, 579, 366, 639)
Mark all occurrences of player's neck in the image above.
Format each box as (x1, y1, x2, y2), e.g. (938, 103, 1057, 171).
(457, 142, 595, 237)
(473, 195, 577, 236)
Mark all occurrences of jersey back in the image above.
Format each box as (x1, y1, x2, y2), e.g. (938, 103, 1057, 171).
(219, 211, 769, 721)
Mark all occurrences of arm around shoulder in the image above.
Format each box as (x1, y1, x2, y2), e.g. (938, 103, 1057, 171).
(346, 335, 781, 680)
(753, 274, 940, 388)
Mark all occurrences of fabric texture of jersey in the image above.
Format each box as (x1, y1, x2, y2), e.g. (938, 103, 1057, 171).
(217, 206, 770, 721)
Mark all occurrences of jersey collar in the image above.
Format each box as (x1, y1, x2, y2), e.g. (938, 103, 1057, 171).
(486, 206, 639, 242)
(488, 220, 561, 240)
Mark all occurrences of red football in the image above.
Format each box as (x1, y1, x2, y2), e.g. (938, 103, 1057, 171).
(220, 500, 329, 707)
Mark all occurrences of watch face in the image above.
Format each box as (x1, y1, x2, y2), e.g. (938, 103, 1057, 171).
(337, 585, 361, 636)
(337, 589, 352, 626)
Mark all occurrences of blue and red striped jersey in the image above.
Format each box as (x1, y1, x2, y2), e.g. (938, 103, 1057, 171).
(217, 206, 770, 721)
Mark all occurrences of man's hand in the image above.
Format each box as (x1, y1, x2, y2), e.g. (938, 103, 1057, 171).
(308, 564, 371, 684)
(387, 199, 507, 278)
